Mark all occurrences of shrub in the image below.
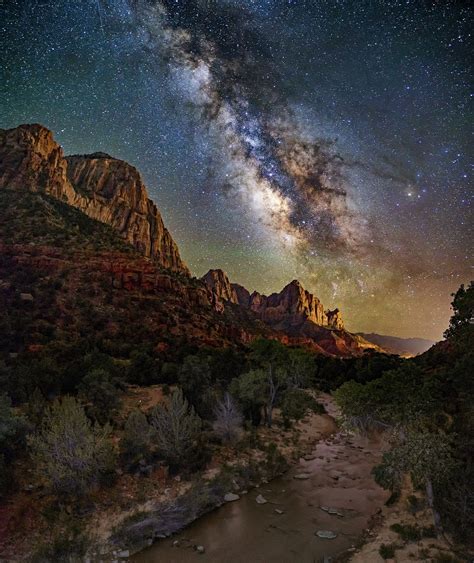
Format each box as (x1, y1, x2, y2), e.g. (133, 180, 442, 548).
(79, 369, 122, 424)
(120, 409, 152, 465)
(280, 388, 324, 426)
(390, 523, 421, 542)
(212, 393, 243, 444)
(379, 543, 397, 559)
(150, 389, 206, 473)
(29, 396, 116, 497)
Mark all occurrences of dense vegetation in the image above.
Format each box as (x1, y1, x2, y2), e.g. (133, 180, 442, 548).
(1, 189, 471, 557)
(335, 282, 474, 545)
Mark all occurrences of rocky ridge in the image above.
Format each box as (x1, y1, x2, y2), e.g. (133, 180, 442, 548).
(202, 271, 344, 330)
(202, 270, 379, 355)
(0, 124, 189, 274)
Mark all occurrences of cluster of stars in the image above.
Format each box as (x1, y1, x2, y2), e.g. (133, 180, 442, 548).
(0, 0, 472, 340)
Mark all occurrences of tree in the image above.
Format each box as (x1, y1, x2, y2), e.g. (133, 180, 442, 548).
(177, 355, 214, 418)
(287, 348, 315, 389)
(374, 430, 455, 535)
(128, 350, 158, 385)
(444, 281, 473, 340)
(150, 389, 203, 472)
(30, 396, 116, 497)
(280, 389, 323, 427)
(213, 393, 243, 444)
(248, 339, 290, 426)
(120, 409, 153, 464)
(231, 367, 288, 427)
(79, 368, 122, 424)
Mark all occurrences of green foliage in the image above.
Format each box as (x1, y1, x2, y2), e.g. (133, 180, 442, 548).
(30, 396, 116, 498)
(79, 368, 122, 424)
(334, 363, 441, 429)
(390, 522, 421, 542)
(150, 389, 206, 473)
(120, 409, 153, 465)
(0, 190, 134, 253)
(128, 350, 158, 386)
(231, 367, 287, 427)
(444, 281, 473, 341)
(177, 355, 214, 418)
(379, 543, 397, 559)
(280, 389, 323, 425)
(374, 431, 455, 492)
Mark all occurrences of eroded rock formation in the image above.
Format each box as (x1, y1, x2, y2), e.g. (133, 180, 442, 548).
(0, 124, 189, 275)
(201, 269, 238, 304)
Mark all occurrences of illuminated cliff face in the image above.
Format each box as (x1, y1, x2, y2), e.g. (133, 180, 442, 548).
(0, 124, 189, 275)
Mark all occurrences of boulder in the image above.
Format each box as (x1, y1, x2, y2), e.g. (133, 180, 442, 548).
(293, 473, 311, 480)
(224, 493, 240, 502)
(316, 530, 338, 539)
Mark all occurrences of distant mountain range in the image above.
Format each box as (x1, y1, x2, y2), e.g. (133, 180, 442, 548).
(357, 333, 436, 357)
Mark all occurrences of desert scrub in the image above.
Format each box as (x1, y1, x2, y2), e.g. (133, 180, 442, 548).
(379, 543, 397, 559)
(390, 522, 421, 542)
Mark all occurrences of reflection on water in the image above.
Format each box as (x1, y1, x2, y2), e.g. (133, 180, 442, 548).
(134, 424, 387, 563)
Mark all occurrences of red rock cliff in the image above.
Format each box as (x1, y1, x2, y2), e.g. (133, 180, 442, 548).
(0, 124, 189, 275)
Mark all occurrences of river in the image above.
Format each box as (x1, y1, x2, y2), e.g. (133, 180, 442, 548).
(134, 399, 388, 563)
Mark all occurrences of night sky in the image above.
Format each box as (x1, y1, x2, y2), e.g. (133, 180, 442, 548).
(1, 0, 472, 340)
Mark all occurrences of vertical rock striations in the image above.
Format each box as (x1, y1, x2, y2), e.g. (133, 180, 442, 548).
(0, 124, 190, 275)
(201, 269, 239, 304)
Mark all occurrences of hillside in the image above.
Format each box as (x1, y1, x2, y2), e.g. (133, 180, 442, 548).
(358, 333, 435, 357)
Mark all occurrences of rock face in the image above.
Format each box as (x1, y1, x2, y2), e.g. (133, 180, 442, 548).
(231, 279, 345, 331)
(201, 269, 238, 304)
(248, 280, 328, 327)
(326, 309, 344, 330)
(0, 124, 189, 275)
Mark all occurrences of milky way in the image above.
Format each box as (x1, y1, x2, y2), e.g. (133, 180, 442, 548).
(134, 0, 371, 259)
(1, 0, 472, 339)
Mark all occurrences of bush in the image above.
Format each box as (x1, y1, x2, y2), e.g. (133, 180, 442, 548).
(150, 389, 207, 473)
(379, 543, 397, 559)
(30, 396, 116, 498)
(79, 369, 122, 424)
(120, 409, 152, 465)
(390, 523, 421, 542)
(280, 389, 323, 426)
(212, 393, 243, 444)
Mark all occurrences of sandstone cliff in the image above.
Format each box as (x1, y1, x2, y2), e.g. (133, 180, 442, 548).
(201, 269, 238, 304)
(0, 124, 189, 275)
(230, 278, 345, 331)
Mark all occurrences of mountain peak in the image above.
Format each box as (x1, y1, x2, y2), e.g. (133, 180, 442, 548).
(201, 269, 238, 304)
(0, 124, 189, 275)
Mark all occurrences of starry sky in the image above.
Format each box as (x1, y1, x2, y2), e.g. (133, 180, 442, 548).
(1, 0, 472, 340)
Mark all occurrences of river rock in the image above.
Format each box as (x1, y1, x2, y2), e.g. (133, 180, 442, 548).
(256, 494, 268, 504)
(196, 545, 205, 554)
(328, 508, 344, 517)
(293, 473, 310, 480)
(274, 509, 284, 515)
(316, 530, 338, 539)
(117, 550, 130, 558)
(224, 493, 240, 502)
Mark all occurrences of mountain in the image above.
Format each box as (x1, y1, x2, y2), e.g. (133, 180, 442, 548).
(0, 124, 189, 275)
(357, 333, 435, 357)
(201, 269, 238, 304)
(202, 270, 379, 356)
(1, 123, 380, 359)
